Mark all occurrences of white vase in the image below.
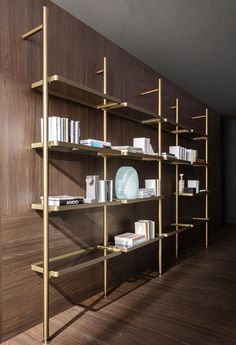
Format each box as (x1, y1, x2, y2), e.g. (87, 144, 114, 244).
(115, 167, 139, 200)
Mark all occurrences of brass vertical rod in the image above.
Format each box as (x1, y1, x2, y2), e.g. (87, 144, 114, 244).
(42, 6, 50, 344)
(103, 57, 108, 297)
(175, 98, 179, 258)
(158, 78, 162, 275)
(205, 108, 209, 248)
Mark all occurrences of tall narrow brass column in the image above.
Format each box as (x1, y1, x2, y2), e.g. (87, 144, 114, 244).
(205, 108, 209, 248)
(42, 6, 50, 344)
(103, 57, 108, 296)
(158, 79, 163, 275)
(175, 98, 179, 258)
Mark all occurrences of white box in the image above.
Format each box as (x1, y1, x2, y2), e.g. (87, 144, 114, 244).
(135, 220, 155, 240)
(187, 180, 200, 193)
(133, 138, 150, 154)
(169, 146, 182, 160)
(145, 179, 160, 197)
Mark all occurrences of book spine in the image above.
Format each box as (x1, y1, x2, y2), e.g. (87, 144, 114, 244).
(60, 118, 64, 142)
(57, 117, 61, 141)
(75, 121, 80, 144)
(65, 118, 69, 142)
(41, 118, 43, 142)
(70, 120, 74, 143)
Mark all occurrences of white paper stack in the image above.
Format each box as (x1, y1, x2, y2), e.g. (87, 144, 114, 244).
(114, 233, 146, 247)
(41, 195, 84, 206)
(186, 149, 197, 163)
(187, 180, 200, 193)
(41, 117, 80, 144)
(169, 146, 198, 162)
(145, 179, 160, 197)
(80, 139, 111, 148)
(137, 188, 155, 198)
(135, 220, 155, 240)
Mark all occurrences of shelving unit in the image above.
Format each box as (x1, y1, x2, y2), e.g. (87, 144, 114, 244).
(169, 98, 209, 257)
(22, 7, 209, 343)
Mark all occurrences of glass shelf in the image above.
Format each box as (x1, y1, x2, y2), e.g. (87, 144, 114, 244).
(101, 102, 163, 123)
(98, 236, 163, 253)
(119, 196, 163, 204)
(163, 157, 207, 167)
(31, 246, 121, 278)
(31, 196, 163, 213)
(31, 200, 121, 212)
(31, 141, 162, 161)
(143, 117, 207, 140)
(31, 141, 122, 156)
(31, 74, 121, 109)
(176, 191, 209, 197)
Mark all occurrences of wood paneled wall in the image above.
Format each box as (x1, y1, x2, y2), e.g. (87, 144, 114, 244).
(0, 0, 221, 341)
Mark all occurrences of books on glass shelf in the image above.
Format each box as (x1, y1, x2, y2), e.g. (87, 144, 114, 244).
(114, 232, 146, 247)
(111, 146, 143, 154)
(41, 195, 84, 206)
(137, 188, 155, 198)
(135, 220, 155, 240)
(169, 146, 197, 163)
(80, 139, 111, 148)
(41, 116, 80, 144)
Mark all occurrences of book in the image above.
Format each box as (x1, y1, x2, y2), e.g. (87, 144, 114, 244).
(114, 233, 146, 247)
(41, 195, 84, 206)
(75, 121, 80, 144)
(137, 188, 155, 198)
(40, 117, 80, 144)
(111, 146, 143, 153)
(135, 220, 155, 240)
(80, 139, 111, 148)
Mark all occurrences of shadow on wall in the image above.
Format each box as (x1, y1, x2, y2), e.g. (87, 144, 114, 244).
(222, 118, 236, 224)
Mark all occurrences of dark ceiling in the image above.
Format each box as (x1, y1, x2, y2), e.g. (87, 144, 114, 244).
(52, 0, 236, 116)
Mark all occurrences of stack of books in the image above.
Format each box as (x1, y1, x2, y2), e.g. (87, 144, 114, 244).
(80, 139, 111, 148)
(169, 146, 197, 163)
(111, 146, 143, 154)
(135, 220, 155, 240)
(137, 188, 156, 198)
(41, 117, 80, 144)
(41, 195, 84, 206)
(114, 232, 146, 247)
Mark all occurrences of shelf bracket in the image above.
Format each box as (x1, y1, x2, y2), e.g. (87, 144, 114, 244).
(22, 24, 43, 39)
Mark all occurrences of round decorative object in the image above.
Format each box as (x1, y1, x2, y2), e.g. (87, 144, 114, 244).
(115, 166, 139, 200)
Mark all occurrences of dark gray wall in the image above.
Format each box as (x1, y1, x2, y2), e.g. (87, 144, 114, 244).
(52, 0, 236, 116)
(222, 119, 236, 223)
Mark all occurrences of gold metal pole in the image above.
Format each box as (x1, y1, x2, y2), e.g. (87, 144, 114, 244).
(22, 24, 43, 39)
(175, 98, 179, 258)
(42, 6, 50, 344)
(158, 79, 162, 275)
(205, 108, 209, 248)
(103, 57, 108, 296)
(140, 88, 159, 96)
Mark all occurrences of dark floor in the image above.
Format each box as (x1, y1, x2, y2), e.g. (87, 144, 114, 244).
(3, 226, 236, 345)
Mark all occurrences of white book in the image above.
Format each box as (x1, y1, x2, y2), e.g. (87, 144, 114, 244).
(114, 233, 146, 246)
(51, 116, 58, 141)
(57, 117, 61, 141)
(135, 220, 155, 240)
(65, 118, 69, 142)
(70, 120, 75, 143)
(133, 138, 150, 154)
(75, 121, 80, 144)
(60, 118, 64, 142)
